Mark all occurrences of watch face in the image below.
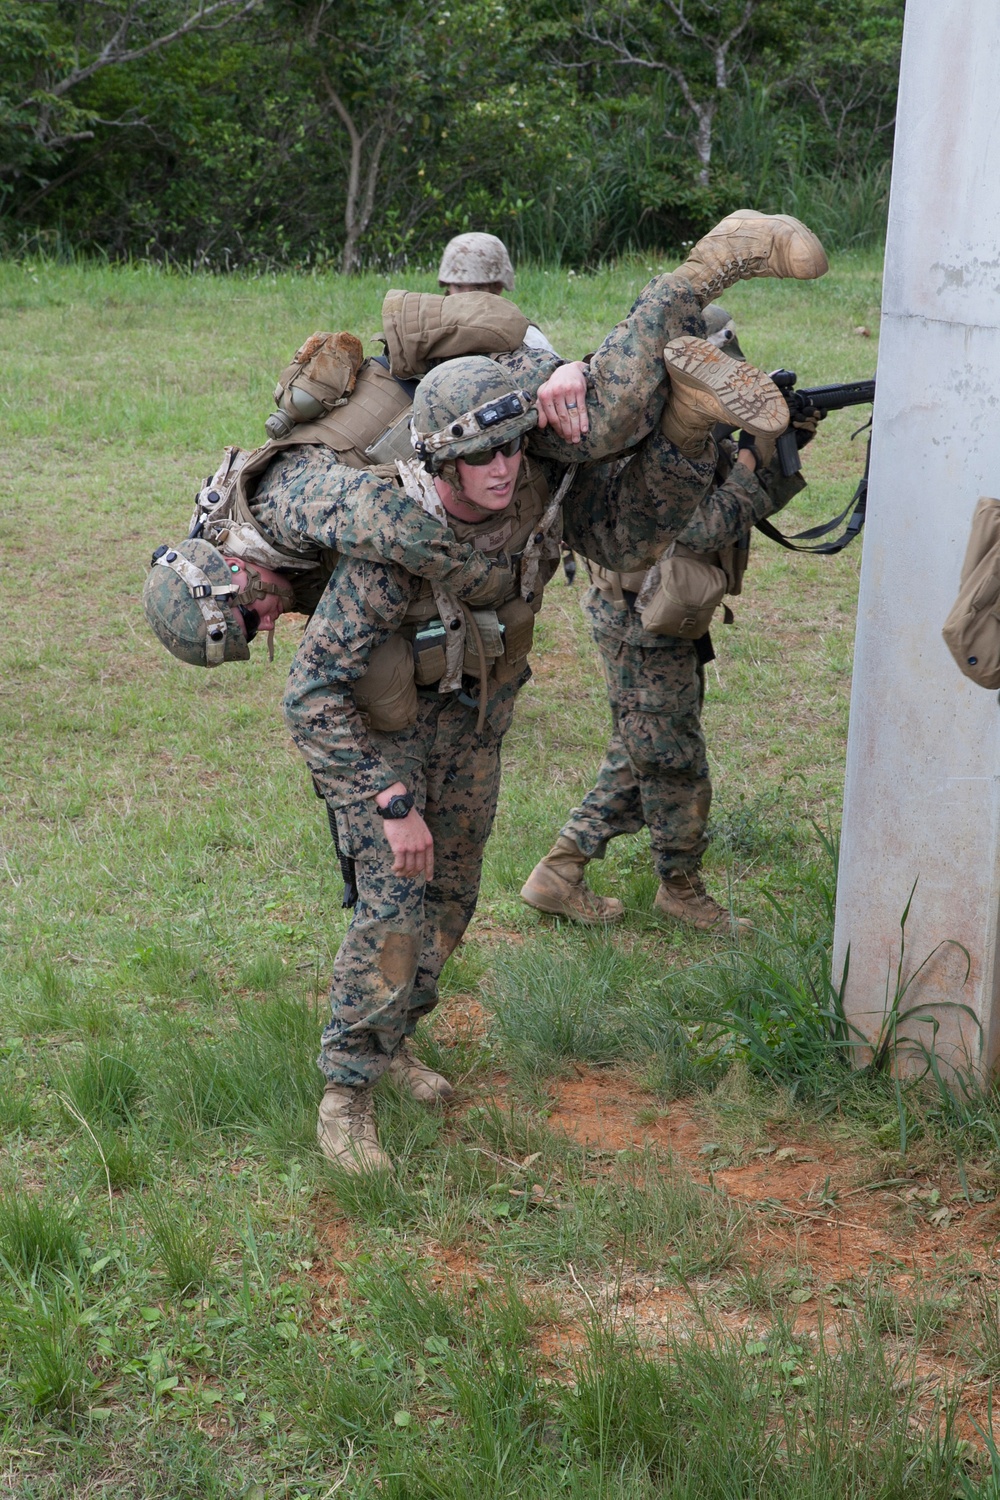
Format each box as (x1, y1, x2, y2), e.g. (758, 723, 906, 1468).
(385, 794, 413, 819)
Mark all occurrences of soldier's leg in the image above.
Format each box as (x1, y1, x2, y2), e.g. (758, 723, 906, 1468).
(561, 725, 646, 856)
(532, 211, 826, 470)
(530, 275, 706, 468)
(612, 643, 747, 932)
(318, 709, 438, 1090)
(561, 622, 709, 865)
(403, 688, 513, 1031)
(522, 612, 635, 923)
(617, 647, 712, 881)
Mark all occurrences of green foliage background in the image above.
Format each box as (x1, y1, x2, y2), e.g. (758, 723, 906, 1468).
(1, 0, 902, 269)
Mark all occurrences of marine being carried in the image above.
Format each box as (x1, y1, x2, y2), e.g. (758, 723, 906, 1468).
(141, 210, 828, 1174)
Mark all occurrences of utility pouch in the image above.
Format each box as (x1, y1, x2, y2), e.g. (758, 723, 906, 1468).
(639, 546, 728, 639)
(412, 621, 448, 686)
(365, 410, 415, 466)
(497, 596, 535, 663)
(462, 609, 504, 677)
(943, 496, 1000, 689)
(352, 634, 418, 731)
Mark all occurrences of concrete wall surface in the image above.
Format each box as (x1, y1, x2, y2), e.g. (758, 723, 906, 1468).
(833, 0, 1000, 1078)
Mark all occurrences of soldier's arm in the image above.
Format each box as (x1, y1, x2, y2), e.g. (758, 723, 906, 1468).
(282, 556, 416, 809)
(676, 445, 806, 554)
(252, 448, 514, 606)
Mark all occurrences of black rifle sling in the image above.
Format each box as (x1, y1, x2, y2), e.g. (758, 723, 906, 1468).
(755, 435, 870, 556)
(326, 800, 358, 909)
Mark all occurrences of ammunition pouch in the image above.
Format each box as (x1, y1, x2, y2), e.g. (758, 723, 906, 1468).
(412, 621, 448, 687)
(352, 634, 418, 732)
(462, 609, 504, 677)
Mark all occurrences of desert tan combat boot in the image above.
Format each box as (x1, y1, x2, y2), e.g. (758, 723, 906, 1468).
(387, 1041, 455, 1104)
(661, 337, 787, 456)
(674, 209, 828, 306)
(317, 1083, 393, 1172)
(520, 836, 625, 924)
(654, 872, 752, 935)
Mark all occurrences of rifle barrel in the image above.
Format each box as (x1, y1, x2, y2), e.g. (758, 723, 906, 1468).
(794, 379, 876, 411)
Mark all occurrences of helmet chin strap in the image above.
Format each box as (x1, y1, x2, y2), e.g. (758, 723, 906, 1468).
(235, 562, 296, 610)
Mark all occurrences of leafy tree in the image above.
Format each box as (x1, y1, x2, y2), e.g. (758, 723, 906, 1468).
(1, 0, 257, 200)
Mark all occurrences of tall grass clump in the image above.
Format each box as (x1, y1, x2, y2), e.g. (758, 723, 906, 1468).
(1, 1283, 96, 1425)
(0, 1194, 85, 1280)
(488, 936, 682, 1073)
(674, 834, 850, 1094)
(152, 992, 321, 1142)
(560, 1316, 963, 1496)
(143, 1191, 216, 1294)
(61, 1038, 146, 1126)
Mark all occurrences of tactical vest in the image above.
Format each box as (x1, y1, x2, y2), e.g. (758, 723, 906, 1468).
(356, 456, 555, 732)
(189, 357, 418, 611)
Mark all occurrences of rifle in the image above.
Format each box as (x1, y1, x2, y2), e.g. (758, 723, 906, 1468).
(756, 369, 876, 555)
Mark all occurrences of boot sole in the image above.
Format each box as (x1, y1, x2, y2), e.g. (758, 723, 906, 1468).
(664, 337, 787, 438)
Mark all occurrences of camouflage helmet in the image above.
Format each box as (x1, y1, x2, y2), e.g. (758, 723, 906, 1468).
(142, 538, 250, 669)
(437, 233, 515, 293)
(410, 356, 538, 472)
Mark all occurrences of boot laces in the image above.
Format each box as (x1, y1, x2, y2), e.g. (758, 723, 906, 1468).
(700, 254, 770, 298)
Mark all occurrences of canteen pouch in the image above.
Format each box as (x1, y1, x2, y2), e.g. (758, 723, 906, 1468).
(266, 331, 365, 439)
(352, 634, 418, 731)
(412, 621, 448, 686)
(942, 496, 1000, 689)
(639, 546, 728, 639)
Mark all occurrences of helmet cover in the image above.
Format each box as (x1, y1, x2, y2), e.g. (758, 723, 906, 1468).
(410, 356, 538, 471)
(437, 233, 515, 292)
(142, 537, 250, 669)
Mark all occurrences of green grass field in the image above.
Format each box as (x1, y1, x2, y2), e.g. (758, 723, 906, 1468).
(5, 251, 1000, 1497)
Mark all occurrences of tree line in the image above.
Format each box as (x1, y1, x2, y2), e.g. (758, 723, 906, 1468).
(1, 0, 903, 270)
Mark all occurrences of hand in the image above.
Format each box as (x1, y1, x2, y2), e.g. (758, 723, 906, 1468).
(535, 361, 589, 443)
(792, 413, 820, 449)
(376, 783, 434, 880)
(736, 432, 757, 471)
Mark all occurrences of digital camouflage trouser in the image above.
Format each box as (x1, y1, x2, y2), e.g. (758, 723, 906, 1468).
(560, 587, 711, 881)
(318, 683, 517, 1087)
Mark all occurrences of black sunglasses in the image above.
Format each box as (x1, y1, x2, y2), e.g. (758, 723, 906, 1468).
(461, 435, 522, 466)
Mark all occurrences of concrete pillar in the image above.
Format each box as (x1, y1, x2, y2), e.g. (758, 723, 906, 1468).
(833, 1, 1000, 1078)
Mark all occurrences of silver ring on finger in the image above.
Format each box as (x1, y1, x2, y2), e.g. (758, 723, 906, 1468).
(565, 400, 578, 409)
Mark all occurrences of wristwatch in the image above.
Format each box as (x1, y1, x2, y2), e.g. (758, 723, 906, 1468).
(377, 791, 415, 820)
